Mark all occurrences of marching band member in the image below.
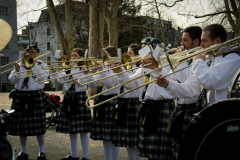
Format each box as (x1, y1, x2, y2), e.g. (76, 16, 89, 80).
(192, 24, 240, 104)
(112, 44, 142, 160)
(90, 46, 121, 160)
(8, 45, 49, 160)
(155, 26, 203, 159)
(114, 38, 175, 160)
(50, 48, 93, 160)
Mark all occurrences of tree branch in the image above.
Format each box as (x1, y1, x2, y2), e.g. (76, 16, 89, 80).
(130, 24, 162, 30)
(159, 0, 183, 7)
(178, 11, 233, 18)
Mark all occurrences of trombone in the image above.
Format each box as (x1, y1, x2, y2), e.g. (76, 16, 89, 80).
(84, 37, 240, 109)
(77, 46, 202, 86)
(14, 53, 50, 79)
(0, 52, 50, 75)
(77, 53, 158, 86)
(47, 52, 123, 84)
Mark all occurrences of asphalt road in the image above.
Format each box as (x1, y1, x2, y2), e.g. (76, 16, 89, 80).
(0, 91, 148, 160)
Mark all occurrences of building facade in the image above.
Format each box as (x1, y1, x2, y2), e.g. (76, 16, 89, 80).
(0, 0, 18, 92)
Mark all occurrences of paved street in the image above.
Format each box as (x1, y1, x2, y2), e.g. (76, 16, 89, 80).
(0, 91, 148, 160)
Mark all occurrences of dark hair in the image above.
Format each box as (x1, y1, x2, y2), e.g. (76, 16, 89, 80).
(203, 24, 227, 42)
(183, 26, 202, 44)
(72, 48, 85, 57)
(104, 46, 117, 57)
(26, 45, 40, 52)
(128, 44, 141, 56)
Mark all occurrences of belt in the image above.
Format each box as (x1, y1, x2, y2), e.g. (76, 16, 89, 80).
(177, 103, 197, 110)
(75, 92, 86, 95)
(119, 97, 139, 102)
(17, 89, 43, 94)
(144, 99, 174, 106)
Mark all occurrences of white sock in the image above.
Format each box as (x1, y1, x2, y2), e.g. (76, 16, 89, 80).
(70, 134, 79, 158)
(36, 134, 45, 153)
(127, 148, 142, 160)
(111, 143, 120, 160)
(20, 136, 27, 154)
(103, 140, 111, 160)
(80, 133, 89, 159)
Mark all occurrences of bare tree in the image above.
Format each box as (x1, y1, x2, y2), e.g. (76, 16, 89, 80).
(105, 0, 119, 47)
(88, 0, 106, 58)
(46, 0, 70, 56)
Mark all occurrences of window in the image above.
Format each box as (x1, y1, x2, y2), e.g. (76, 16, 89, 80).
(47, 42, 51, 50)
(0, 6, 8, 15)
(1, 57, 9, 65)
(47, 28, 50, 36)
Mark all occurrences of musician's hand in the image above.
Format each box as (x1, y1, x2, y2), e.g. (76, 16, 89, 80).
(94, 61, 102, 71)
(193, 52, 207, 61)
(50, 65, 56, 73)
(81, 67, 89, 74)
(155, 74, 169, 88)
(14, 63, 20, 72)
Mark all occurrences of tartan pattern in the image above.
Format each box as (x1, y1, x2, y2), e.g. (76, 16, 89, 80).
(182, 105, 199, 134)
(113, 98, 141, 149)
(138, 100, 175, 160)
(8, 90, 46, 136)
(56, 93, 92, 134)
(90, 95, 116, 141)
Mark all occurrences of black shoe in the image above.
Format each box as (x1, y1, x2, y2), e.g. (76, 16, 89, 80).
(37, 152, 46, 160)
(16, 152, 29, 160)
(81, 158, 90, 160)
(61, 155, 79, 160)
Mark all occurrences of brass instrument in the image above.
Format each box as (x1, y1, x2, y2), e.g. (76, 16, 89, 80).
(40, 55, 99, 70)
(14, 53, 50, 79)
(84, 37, 240, 109)
(36, 60, 97, 84)
(77, 50, 158, 86)
(78, 46, 202, 86)
(42, 51, 123, 84)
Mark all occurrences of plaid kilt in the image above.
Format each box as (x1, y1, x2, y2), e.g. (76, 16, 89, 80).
(139, 99, 175, 160)
(113, 98, 141, 149)
(56, 92, 92, 134)
(90, 95, 116, 141)
(8, 90, 46, 136)
(182, 104, 199, 134)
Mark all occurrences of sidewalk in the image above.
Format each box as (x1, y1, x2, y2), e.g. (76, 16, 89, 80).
(0, 91, 148, 160)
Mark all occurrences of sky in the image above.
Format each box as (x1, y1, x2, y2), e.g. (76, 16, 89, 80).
(16, 0, 220, 34)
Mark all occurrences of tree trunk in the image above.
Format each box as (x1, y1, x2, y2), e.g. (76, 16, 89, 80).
(65, 0, 74, 56)
(88, 0, 106, 58)
(88, 0, 106, 96)
(46, 0, 69, 56)
(105, 0, 119, 47)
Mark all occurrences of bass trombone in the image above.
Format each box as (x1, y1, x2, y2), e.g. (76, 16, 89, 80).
(84, 37, 240, 109)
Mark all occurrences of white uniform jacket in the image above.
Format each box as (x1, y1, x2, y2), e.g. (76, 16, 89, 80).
(50, 66, 95, 92)
(8, 59, 49, 90)
(117, 67, 174, 102)
(191, 52, 240, 104)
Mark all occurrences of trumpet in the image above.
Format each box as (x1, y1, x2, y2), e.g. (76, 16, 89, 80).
(14, 53, 51, 79)
(84, 37, 240, 109)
